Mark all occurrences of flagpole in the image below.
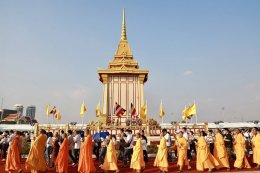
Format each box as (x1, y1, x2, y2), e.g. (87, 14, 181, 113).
(184, 105, 187, 125)
(146, 100, 148, 124)
(194, 100, 197, 124)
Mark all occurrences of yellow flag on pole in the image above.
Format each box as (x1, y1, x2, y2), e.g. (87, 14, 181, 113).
(140, 102, 147, 121)
(159, 100, 165, 118)
(46, 104, 50, 117)
(96, 101, 101, 117)
(80, 101, 87, 117)
(182, 103, 197, 120)
(187, 103, 196, 117)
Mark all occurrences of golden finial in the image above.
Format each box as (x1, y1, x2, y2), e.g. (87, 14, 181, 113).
(120, 8, 127, 41)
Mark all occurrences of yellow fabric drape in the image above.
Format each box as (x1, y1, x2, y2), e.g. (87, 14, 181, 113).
(130, 138, 145, 170)
(213, 133, 230, 169)
(102, 140, 118, 171)
(154, 137, 168, 171)
(196, 136, 219, 171)
(176, 137, 189, 167)
(233, 133, 251, 169)
(26, 134, 47, 172)
(252, 133, 260, 165)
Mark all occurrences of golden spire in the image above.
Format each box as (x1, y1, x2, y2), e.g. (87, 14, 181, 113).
(120, 8, 127, 41)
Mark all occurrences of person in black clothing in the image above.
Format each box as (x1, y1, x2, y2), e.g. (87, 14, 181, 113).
(206, 129, 214, 155)
(123, 129, 133, 167)
(93, 139, 101, 161)
(189, 131, 197, 156)
(223, 128, 234, 160)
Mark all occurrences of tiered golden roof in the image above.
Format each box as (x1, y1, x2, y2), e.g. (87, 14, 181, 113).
(98, 8, 148, 83)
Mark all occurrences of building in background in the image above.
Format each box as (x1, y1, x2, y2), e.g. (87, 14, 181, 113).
(13, 104, 24, 116)
(26, 105, 36, 119)
(0, 109, 18, 120)
(98, 9, 148, 125)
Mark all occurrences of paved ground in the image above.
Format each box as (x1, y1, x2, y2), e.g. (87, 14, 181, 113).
(1, 157, 259, 173)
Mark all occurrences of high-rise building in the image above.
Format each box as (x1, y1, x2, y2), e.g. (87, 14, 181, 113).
(98, 9, 149, 125)
(13, 104, 24, 116)
(26, 105, 36, 119)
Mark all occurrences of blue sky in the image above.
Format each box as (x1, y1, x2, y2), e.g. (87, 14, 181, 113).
(0, 1, 260, 123)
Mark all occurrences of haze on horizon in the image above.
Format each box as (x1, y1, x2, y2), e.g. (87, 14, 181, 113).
(0, 1, 260, 124)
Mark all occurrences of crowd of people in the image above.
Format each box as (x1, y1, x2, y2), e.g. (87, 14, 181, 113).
(0, 126, 260, 173)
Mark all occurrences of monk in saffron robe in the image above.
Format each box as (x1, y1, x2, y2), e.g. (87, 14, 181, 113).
(5, 131, 23, 173)
(196, 131, 219, 172)
(175, 131, 190, 172)
(213, 128, 230, 171)
(154, 132, 168, 173)
(251, 127, 260, 169)
(101, 134, 119, 172)
(78, 129, 96, 173)
(233, 128, 251, 169)
(130, 133, 145, 173)
(55, 133, 69, 173)
(26, 129, 47, 173)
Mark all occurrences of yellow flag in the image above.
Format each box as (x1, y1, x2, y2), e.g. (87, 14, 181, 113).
(182, 103, 197, 120)
(140, 102, 147, 121)
(186, 103, 196, 118)
(96, 101, 101, 117)
(80, 101, 87, 117)
(159, 100, 165, 118)
(46, 104, 50, 117)
(182, 106, 188, 120)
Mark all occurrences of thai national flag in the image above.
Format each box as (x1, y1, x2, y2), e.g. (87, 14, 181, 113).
(115, 102, 126, 118)
(131, 103, 138, 119)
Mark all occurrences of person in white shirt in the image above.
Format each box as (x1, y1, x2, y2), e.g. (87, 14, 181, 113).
(140, 130, 148, 162)
(67, 130, 76, 166)
(162, 128, 173, 162)
(123, 129, 134, 167)
(7, 130, 15, 144)
(73, 130, 81, 165)
(45, 132, 53, 167)
(182, 127, 192, 161)
(0, 132, 8, 161)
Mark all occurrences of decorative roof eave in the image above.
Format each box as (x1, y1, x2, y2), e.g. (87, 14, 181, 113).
(108, 62, 139, 67)
(98, 69, 148, 82)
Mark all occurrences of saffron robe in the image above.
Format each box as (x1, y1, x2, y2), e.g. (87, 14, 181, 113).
(252, 133, 260, 165)
(5, 136, 21, 172)
(176, 137, 188, 167)
(26, 134, 47, 173)
(233, 133, 251, 169)
(55, 138, 69, 173)
(78, 134, 96, 173)
(214, 133, 230, 169)
(154, 137, 168, 170)
(101, 140, 118, 171)
(130, 138, 145, 170)
(196, 136, 219, 171)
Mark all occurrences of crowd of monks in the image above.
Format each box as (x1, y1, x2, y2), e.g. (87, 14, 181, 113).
(2, 127, 260, 173)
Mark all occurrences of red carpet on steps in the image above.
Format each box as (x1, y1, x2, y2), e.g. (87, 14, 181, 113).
(1, 157, 259, 173)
